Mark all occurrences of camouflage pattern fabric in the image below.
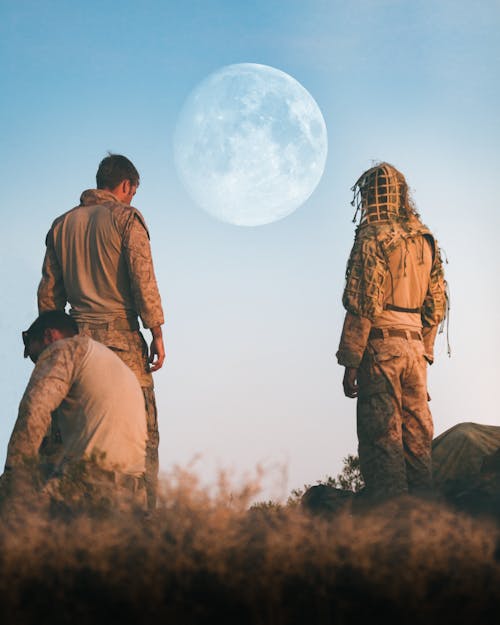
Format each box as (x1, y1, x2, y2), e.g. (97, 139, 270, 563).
(42, 461, 148, 512)
(342, 217, 447, 326)
(6, 340, 75, 468)
(77, 323, 153, 388)
(143, 386, 159, 510)
(356, 336, 433, 499)
(336, 312, 372, 369)
(38, 188, 164, 330)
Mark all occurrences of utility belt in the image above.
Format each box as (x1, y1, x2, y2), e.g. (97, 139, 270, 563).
(370, 302, 423, 340)
(75, 316, 140, 332)
(369, 328, 422, 341)
(384, 303, 421, 314)
(55, 460, 146, 494)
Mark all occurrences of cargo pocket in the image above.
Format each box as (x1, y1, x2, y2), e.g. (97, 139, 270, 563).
(371, 343, 403, 365)
(358, 342, 401, 399)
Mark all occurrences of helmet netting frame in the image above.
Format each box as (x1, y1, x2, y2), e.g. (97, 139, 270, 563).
(351, 162, 412, 224)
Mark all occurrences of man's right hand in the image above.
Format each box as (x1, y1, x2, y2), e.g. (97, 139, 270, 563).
(343, 367, 358, 398)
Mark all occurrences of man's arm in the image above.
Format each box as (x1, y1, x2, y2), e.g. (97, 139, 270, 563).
(149, 325, 165, 372)
(123, 213, 165, 371)
(37, 231, 67, 312)
(421, 234, 447, 362)
(5, 343, 74, 471)
(422, 325, 439, 364)
(336, 312, 372, 399)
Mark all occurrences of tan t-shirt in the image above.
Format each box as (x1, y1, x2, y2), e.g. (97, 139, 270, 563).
(6, 336, 146, 476)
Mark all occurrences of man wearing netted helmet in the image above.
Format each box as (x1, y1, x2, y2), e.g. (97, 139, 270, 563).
(336, 162, 448, 501)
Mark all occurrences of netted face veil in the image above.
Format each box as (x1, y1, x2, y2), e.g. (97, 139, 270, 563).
(351, 162, 417, 224)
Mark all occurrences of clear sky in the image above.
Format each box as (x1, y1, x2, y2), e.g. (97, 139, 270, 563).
(1, 0, 499, 500)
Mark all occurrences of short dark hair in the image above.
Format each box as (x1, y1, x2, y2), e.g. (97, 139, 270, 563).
(23, 311, 79, 346)
(96, 154, 140, 190)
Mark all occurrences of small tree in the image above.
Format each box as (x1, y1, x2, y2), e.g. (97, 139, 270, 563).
(328, 454, 364, 492)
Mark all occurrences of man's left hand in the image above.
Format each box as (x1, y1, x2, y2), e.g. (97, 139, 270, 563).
(149, 329, 165, 372)
(343, 367, 358, 398)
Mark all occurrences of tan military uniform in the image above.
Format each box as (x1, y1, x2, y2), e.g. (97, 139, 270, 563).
(5, 336, 147, 506)
(37, 189, 164, 507)
(337, 216, 447, 500)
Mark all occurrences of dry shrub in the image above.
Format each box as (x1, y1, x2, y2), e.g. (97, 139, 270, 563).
(1, 468, 500, 625)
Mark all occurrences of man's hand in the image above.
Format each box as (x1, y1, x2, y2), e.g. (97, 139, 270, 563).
(343, 367, 358, 398)
(149, 326, 165, 372)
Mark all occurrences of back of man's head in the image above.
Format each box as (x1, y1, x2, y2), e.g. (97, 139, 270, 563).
(24, 311, 79, 345)
(96, 154, 140, 190)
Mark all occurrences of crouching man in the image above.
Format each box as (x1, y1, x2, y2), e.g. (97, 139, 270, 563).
(2, 311, 147, 511)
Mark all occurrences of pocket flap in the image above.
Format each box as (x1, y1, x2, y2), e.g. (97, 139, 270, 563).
(373, 345, 402, 362)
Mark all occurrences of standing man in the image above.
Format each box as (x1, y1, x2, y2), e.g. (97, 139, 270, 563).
(336, 162, 448, 502)
(37, 154, 164, 508)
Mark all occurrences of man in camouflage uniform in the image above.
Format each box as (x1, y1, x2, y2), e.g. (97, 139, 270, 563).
(337, 163, 447, 501)
(3, 311, 147, 509)
(37, 154, 164, 509)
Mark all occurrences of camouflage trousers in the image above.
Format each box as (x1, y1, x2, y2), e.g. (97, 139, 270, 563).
(142, 386, 159, 510)
(42, 462, 148, 512)
(357, 335, 433, 501)
(77, 322, 160, 510)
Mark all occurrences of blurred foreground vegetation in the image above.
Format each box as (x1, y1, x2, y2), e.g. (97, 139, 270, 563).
(1, 465, 500, 625)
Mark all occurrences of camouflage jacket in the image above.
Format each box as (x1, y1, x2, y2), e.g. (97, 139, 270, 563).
(337, 217, 447, 368)
(6, 338, 90, 470)
(37, 189, 164, 330)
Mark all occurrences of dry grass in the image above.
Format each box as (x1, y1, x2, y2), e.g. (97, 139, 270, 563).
(1, 467, 500, 625)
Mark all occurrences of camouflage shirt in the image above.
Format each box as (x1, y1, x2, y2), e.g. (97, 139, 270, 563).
(37, 189, 164, 329)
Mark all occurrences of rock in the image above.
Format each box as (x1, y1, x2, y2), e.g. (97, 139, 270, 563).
(301, 484, 354, 516)
(432, 422, 500, 494)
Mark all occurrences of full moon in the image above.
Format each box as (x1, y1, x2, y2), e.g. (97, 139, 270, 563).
(173, 63, 328, 226)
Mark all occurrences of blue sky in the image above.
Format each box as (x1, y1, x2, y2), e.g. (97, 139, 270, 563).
(1, 1, 499, 499)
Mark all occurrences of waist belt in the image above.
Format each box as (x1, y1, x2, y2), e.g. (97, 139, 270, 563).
(369, 328, 422, 341)
(76, 317, 139, 331)
(384, 303, 421, 313)
(57, 461, 146, 493)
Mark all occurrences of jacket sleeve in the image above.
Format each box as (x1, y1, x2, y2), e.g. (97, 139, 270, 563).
(5, 343, 74, 470)
(123, 212, 165, 329)
(420, 236, 448, 363)
(37, 229, 67, 312)
(422, 325, 438, 365)
(342, 232, 387, 322)
(336, 312, 372, 368)
(421, 235, 448, 329)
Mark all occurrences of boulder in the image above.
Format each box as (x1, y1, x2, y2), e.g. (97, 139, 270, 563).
(432, 422, 500, 495)
(301, 484, 354, 516)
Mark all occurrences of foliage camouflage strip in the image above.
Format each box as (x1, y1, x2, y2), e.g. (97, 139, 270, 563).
(342, 216, 448, 326)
